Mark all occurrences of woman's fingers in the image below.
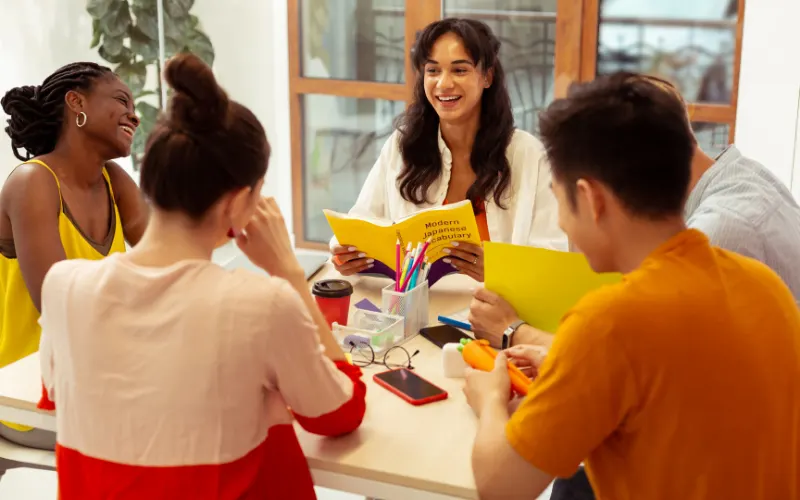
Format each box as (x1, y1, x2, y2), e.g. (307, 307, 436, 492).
(335, 257, 374, 275)
(333, 250, 367, 266)
(452, 241, 483, 256)
(332, 245, 357, 256)
(444, 247, 480, 264)
(330, 245, 374, 275)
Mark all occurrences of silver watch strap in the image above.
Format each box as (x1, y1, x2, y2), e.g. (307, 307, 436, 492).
(503, 320, 526, 348)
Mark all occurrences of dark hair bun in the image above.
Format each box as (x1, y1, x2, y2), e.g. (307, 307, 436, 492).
(2, 85, 51, 159)
(163, 53, 229, 132)
(1, 85, 46, 129)
(2, 85, 40, 114)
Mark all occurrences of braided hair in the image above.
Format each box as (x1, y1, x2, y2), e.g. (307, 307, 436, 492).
(1, 62, 113, 162)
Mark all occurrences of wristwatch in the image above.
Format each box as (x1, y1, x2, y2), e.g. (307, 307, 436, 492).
(502, 320, 527, 349)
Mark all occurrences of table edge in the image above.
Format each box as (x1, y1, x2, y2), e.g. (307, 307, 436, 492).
(306, 455, 477, 499)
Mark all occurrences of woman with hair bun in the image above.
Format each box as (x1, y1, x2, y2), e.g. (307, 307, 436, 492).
(331, 18, 566, 283)
(38, 53, 366, 500)
(0, 62, 147, 459)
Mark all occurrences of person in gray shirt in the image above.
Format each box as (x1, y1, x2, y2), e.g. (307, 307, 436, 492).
(685, 144, 800, 302)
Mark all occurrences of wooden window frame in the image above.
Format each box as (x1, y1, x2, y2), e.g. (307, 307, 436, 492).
(287, 1, 417, 250)
(580, 0, 746, 141)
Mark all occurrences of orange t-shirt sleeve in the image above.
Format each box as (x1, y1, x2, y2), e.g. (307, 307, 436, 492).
(505, 303, 639, 478)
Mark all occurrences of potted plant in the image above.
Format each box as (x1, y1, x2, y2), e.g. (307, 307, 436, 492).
(86, 0, 215, 169)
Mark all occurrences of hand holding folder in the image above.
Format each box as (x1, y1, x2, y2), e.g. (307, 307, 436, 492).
(484, 243, 621, 333)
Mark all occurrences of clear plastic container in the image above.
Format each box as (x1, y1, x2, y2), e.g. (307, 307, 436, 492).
(332, 309, 405, 353)
(381, 281, 429, 339)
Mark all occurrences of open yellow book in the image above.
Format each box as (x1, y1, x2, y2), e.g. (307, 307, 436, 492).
(324, 200, 481, 272)
(484, 242, 622, 333)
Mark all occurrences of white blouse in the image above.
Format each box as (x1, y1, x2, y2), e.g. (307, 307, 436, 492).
(333, 128, 567, 250)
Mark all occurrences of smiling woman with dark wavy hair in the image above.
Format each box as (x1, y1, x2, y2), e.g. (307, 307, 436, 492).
(331, 18, 565, 283)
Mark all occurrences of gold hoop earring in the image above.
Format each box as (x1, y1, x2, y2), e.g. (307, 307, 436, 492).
(76, 112, 87, 128)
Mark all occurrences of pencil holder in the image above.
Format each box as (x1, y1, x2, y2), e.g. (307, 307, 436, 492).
(381, 281, 429, 338)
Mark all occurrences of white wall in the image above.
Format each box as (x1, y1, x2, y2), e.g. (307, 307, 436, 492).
(735, 0, 800, 191)
(192, 0, 293, 231)
(795, 93, 800, 201)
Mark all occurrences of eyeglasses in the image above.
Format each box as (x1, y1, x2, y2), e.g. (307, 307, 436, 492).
(348, 341, 420, 370)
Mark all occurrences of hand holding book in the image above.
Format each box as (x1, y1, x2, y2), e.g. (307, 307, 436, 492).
(331, 245, 375, 275)
(442, 241, 484, 282)
(324, 200, 482, 286)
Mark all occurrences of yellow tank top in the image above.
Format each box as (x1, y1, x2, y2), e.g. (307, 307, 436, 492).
(0, 160, 126, 429)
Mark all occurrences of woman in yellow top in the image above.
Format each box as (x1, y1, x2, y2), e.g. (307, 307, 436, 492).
(0, 62, 148, 461)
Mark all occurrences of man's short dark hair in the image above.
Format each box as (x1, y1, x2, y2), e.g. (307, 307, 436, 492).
(538, 72, 695, 219)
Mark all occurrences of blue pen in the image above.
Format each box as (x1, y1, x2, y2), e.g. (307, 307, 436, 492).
(437, 314, 472, 331)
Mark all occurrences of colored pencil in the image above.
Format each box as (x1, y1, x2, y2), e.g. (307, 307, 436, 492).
(409, 262, 420, 291)
(405, 240, 430, 292)
(421, 259, 431, 282)
(394, 239, 401, 291)
(416, 239, 431, 268)
(400, 239, 430, 292)
(399, 242, 413, 289)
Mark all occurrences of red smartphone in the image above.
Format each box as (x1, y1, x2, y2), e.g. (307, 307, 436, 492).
(373, 368, 448, 406)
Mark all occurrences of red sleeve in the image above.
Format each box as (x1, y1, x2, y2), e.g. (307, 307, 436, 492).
(291, 361, 366, 437)
(37, 380, 55, 411)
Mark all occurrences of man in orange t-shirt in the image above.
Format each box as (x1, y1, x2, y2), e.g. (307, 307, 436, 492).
(463, 72, 800, 500)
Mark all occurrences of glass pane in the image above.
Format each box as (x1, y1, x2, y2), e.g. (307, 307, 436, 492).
(442, 1, 556, 135)
(597, 1, 738, 104)
(692, 122, 730, 156)
(303, 95, 404, 243)
(300, 0, 405, 83)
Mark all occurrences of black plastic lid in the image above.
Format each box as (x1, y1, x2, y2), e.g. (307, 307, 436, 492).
(312, 279, 353, 298)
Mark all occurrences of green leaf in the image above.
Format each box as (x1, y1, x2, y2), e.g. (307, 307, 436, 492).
(165, 0, 194, 18)
(162, 14, 185, 41)
(188, 14, 199, 29)
(131, 4, 158, 40)
(134, 89, 157, 100)
(87, 0, 114, 19)
(100, 34, 124, 56)
(90, 18, 102, 49)
(115, 61, 148, 96)
(99, 45, 133, 64)
(163, 36, 182, 59)
(132, 101, 160, 160)
(186, 29, 214, 66)
(102, 0, 133, 38)
(130, 25, 159, 63)
(131, 0, 156, 8)
(137, 101, 160, 124)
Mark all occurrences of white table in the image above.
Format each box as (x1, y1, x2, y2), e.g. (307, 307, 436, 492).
(297, 270, 482, 499)
(0, 353, 55, 433)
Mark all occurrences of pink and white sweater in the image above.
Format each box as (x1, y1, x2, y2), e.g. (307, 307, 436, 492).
(39, 254, 366, 499)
